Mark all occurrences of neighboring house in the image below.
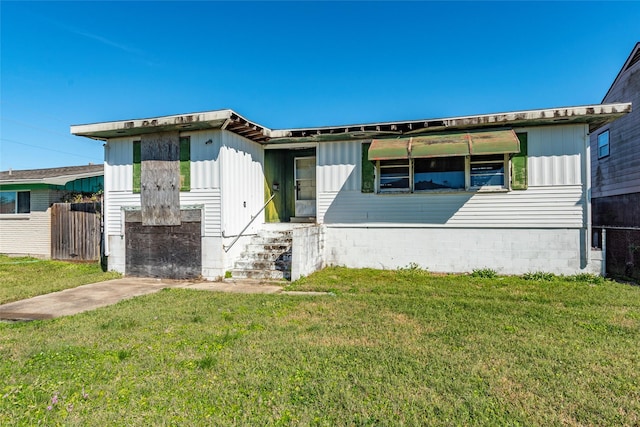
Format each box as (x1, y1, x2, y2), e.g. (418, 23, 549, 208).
(0, 165, 104, 258)
(591, 42, 640, 227)
(71, 103, 630, 280)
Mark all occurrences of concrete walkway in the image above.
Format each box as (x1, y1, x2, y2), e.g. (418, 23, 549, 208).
(0, 277, 286, 322)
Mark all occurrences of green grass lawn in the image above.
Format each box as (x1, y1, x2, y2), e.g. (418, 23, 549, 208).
(1, 266, 639, 425)
(0, 255, 121, 304)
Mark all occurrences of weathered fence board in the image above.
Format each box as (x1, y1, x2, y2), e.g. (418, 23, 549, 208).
(51, 203, 101, 261)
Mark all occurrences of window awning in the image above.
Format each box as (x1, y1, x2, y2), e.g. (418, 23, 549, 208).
(368, 129, 521, 160)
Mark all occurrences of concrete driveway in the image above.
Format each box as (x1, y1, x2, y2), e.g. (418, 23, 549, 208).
(0, 277, 284, 322)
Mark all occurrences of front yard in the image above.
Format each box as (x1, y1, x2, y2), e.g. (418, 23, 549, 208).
(0, 255, 120, 304)
(1, 265, 639, 425)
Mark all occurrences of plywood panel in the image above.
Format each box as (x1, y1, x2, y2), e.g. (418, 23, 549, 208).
(125, 209, 201, 279)
(140, 132, 180, 226)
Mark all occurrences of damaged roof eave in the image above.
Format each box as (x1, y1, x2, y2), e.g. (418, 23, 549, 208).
(269, 103, 632, 143)
(70, 109, 270, 143)
(71, 102, 631, 145)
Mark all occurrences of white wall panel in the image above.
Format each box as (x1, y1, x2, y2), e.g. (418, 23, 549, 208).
(524, 124, 586, 187)
(104, 193, 140, 237)
(318, 186, 584, 228)
(105, 190, 222, 238)
(318, 141, 359, 192)
(219, 131, 265, 236)
(105, 137, 134, 192)
(189, 130, 221, 189)
(181, 190, 222, 236)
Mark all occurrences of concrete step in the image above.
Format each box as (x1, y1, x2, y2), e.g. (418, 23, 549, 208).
(256, 230, 292, 238)
(232, 228, 293, 281)
(243, 243, 291, 253)
(230, 269, 290, 280)
(234, 259, 291, 270)
(237, 252, 289, 262)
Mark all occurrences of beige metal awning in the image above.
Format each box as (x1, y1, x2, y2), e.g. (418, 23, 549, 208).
(368, 129, 521, 160)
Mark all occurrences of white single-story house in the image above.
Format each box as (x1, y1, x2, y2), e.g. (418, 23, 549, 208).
(71, 103, 631, 280)
(0, 165, 104, 258)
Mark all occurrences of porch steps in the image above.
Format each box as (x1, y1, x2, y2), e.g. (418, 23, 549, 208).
(230, 229, 292, 280)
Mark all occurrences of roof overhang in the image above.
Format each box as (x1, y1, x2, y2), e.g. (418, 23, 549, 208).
(71, 103, 631, 146)
(0, 170, 103, 186)
(602, 42, 640, 102)
(269, 103, 632, 143)
(70, 109, 270, 143)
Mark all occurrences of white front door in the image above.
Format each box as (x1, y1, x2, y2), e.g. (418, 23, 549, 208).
(294, 156, 316, 217)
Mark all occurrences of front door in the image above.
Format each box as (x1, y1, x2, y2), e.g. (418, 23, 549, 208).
(294, 156, 316, 217)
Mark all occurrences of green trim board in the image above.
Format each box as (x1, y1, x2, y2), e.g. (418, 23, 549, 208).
(133, 141, 142, 193)
(369, 129, 521, 160)
(179, 137, 191, 192)
(511, 133, 528, 190)
(0, 183, 53, 191)
(361, 143, 375, 193)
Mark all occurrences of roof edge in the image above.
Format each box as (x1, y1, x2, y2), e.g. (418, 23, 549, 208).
(602, 42, 640, 102)
(70, 102, 632, 145)
(270, 103, 632, 142)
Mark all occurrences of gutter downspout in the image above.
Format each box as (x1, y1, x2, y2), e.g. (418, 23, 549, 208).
(102, 144, 110, 258)
(583, 129, 592, 270)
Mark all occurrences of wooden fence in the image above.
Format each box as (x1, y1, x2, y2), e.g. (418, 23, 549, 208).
(51, 202, 101, 261)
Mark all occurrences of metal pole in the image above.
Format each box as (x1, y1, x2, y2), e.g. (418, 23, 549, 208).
(602, 228, 607, 277)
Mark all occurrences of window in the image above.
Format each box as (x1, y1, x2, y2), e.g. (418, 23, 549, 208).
(376, 154, 509, 193)
(470, 154, 506, 188)
(0, 191, 30, 214)
(414, 157, 465, 190)
(365, 130, 526, 194)
(379, 159, 410, 192)
(597, 130, 610, 158)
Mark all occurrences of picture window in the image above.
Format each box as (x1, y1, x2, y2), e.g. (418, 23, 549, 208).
(0, 191, 30, 214)
(376, 154, 509, 193)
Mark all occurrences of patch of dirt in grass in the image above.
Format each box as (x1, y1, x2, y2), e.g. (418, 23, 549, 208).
(278, 300, 429, 348)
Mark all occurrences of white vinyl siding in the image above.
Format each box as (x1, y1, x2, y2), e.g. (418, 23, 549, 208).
(189, 131, 222, 190)
(103, 129, 258, 240)
(316, 124, 587, 228)
(219, 131, 264, 237)
(318, 186, 584, 228)
(317, 141, 359, 191)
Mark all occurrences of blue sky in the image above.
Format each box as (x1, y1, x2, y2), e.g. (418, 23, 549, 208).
(1, 1, 638, 171)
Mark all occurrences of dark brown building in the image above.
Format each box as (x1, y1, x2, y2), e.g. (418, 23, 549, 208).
(591, 43, 640, 227)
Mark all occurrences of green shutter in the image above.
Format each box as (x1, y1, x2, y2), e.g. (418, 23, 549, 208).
(511, 133, 528, 190)
(361, 142, 375, 193)
(133, 141, 141, 193)
(180, 136, 191, 192)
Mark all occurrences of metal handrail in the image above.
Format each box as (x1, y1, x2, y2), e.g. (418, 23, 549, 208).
(223, 192, 277, 252)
